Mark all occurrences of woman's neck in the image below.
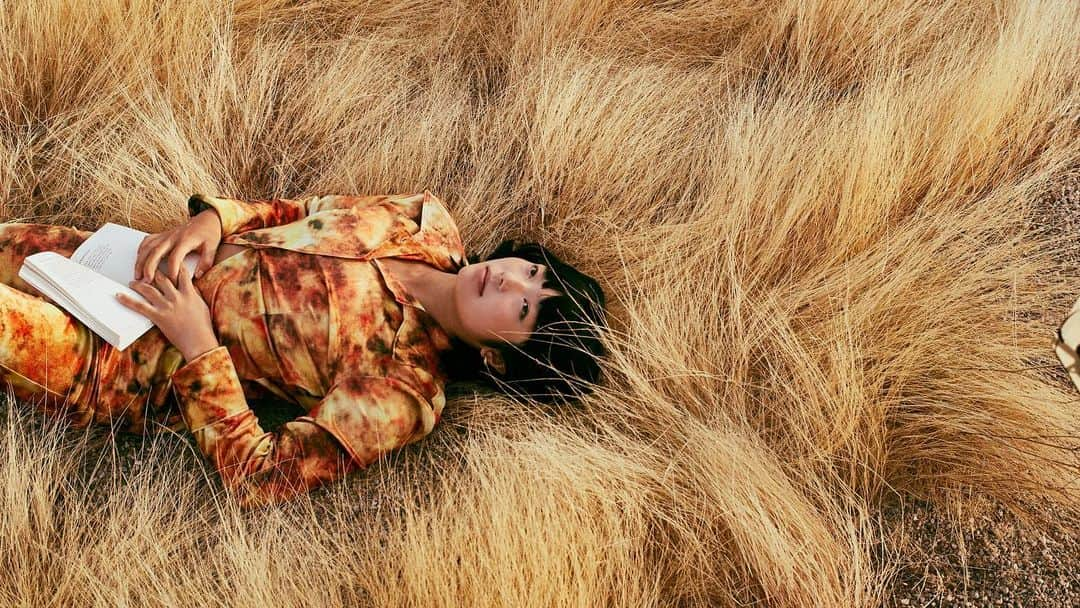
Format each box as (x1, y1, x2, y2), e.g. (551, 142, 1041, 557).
(379, 258, 467, 340)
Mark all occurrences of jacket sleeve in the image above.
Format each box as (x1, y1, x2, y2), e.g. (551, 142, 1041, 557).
(188, 193, 395, 236)
(170, 346, 430, 508)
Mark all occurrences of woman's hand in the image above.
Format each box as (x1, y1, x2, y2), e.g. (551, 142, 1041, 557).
(116, 266, 220, 361)
(135, 209, 223, 283)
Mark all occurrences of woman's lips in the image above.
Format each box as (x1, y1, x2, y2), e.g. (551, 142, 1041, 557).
(479, 267, 488, 296)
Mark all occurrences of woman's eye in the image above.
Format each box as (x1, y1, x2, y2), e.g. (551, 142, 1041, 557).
(520, 298, 529, 320)
(530, 265, 538, 277)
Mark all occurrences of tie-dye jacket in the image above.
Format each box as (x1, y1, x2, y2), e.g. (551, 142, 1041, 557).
(173, 190, 467, 508)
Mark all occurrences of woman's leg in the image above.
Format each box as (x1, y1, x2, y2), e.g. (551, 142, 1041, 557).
(0, 223, 97, 423)
(0, 282, 96, 423)
(0, 223, 182, 432)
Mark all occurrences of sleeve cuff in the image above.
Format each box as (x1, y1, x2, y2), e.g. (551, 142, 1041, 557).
(170, 345, 249, 432)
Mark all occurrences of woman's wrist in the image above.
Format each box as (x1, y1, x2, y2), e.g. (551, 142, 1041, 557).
(197, 209, 224, 239)
(179, 335, 221, 362)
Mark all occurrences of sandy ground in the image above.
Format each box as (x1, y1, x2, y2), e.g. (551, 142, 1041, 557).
(885, 499, 1077, 607)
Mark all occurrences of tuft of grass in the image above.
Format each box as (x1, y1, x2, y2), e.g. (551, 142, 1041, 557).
(1, 1, 1077, 605)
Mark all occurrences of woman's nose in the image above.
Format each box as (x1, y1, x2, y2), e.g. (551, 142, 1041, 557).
(499, 273, 526, 292)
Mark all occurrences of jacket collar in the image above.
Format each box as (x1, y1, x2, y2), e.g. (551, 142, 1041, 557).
(371, 190, 468, 313)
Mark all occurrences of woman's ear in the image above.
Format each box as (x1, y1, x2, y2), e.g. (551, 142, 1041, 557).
(480, 346, 507, 375)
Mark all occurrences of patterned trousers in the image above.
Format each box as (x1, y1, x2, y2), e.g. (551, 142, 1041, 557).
(0, 223, 184, 434)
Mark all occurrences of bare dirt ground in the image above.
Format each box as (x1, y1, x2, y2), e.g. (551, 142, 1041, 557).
(885, 498, 1077, 607)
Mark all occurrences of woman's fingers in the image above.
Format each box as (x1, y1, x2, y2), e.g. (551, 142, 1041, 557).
(115, 292, 152, 317)
(178, 266, 205, 297)
(134, 235, 157, 280)
(165, 242, 189, 282)
(141, 238, 173, 283)
(128, 279, 164, 307)
(115, 291, 141, 313)
(153, 270, 179, 297)
(118, 288, 158, 323)
(177, 265, 196, 293)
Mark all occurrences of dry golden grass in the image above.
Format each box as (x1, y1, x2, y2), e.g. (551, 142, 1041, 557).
(1, 0, 1078, 605)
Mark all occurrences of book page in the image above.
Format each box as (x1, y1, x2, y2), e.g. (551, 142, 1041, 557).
(19, 252, 154, 350)
(71, 222, 198, 286)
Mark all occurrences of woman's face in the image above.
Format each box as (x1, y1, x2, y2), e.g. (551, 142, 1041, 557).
(454, 257, 562, 347)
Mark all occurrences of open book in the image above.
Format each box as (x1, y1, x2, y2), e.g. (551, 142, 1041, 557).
(18, 223, 199, 351)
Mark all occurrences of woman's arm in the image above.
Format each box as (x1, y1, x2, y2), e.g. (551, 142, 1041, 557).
(116, 268, 401, 507)
(136, 191, 434, 281)
(171, 347, 430, 508)
(188, 192, 411, 237)
(135, 193, 405, 282)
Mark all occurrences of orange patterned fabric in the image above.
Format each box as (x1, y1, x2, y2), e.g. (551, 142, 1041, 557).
(1, 191, 468, 508)
(0, 224, 184, 433)
(176, 190, 468, 507)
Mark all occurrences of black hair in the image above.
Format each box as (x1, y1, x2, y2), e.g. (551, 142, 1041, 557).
(443, 240, 607, 402)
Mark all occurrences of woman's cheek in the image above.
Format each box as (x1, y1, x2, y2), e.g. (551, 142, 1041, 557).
(471, 300, 497, 334)
(490, 305, 508, 334)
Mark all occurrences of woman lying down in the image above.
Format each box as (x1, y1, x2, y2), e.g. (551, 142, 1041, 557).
(0, 191, 607, 508)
